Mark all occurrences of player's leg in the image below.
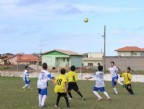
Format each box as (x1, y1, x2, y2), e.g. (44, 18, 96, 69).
(125, 84, 134, 95)
(41, 89, 47, 107)
(22, 84, 28, 89)
(93, 87, 102, 101)
(55, 93, 61, 107)
(38, 89, 43, 107)
(112, 77, 118, 94)
(101, 87, 111, 100)
(63, 93, 71, 108)
(67, 83, 73, 99)
(73, 83, 85, 100)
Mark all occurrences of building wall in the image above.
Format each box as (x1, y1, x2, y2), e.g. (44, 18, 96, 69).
(42, 51, 69, 68)
(8, 56, 18, 65)
(105, 56, 144, 71)
(87, 52, 103, 58)
(83, 60, 102, 66)
(117, 52, 143, 56)
(70, 56, 83, 67)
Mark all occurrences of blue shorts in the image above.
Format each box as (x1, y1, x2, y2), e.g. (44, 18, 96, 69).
(93, 87, 105, 92)
(25, 79, 30, 84)
(112, 75, 118, 86)
(38, 89, 47, 95)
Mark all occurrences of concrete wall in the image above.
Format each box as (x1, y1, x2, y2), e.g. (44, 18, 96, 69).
(117, 52, 143, 56)
(105, 56, 144, 71)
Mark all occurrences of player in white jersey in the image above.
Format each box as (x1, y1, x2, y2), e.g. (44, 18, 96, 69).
(86, 65, 111, 102)
(108, 61, 123, 94)
(22, 66, 31, 90)
(37, 63, 54, 108)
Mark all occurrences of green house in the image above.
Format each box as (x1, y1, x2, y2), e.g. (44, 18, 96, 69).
(41, 49, 83, 68)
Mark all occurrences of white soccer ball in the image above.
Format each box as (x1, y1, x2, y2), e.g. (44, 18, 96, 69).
(84, 18, 89, 23)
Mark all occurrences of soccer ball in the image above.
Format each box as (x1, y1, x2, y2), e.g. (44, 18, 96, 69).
(84, 18, 88, 23)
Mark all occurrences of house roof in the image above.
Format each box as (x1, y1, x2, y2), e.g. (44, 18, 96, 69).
(115, 46, 144, 52)
(8, 54, 40, 62)
(42, 49, 82, 56)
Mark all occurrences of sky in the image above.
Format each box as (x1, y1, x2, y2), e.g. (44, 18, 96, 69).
(0, 0, 144, 56)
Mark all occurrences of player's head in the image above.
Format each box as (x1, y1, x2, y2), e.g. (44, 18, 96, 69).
(98, 63, 101, 66)
(111, 61, 115, 67)
(71, 65, 76, 71)
(25, 65, 28, 70)
(61, 68, 66, 75)
(42, 63, 48, 70)
(127, 67, 131, 73)
(98, 65, 103, 71)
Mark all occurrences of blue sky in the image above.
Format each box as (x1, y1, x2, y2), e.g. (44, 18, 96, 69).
(0, 0, 144, 56)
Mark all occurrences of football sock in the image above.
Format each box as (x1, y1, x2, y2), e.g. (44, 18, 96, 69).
(117, 81, 124, 86)
(77, 91, 83, 98)
(56, 94, 61, 106)
(68, 92, 73, 98)
(103, 91, 110, 99)
(41, 95, 47, 106)
(23, 84, 28, 89)
(64, 96, 70, 107)
(38, 94, 42, 106)
(113, 87, 118, 94)
(93, 91, 102, 99)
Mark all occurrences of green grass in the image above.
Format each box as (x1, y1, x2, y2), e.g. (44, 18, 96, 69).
(0, 77, 144, 109)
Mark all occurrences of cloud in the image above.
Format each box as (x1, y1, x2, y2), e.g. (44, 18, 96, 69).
(0, 0, 139, 19)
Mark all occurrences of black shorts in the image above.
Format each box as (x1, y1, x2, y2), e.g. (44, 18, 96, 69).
(57, 92, 67, 97)
(68, 82, 79, 91)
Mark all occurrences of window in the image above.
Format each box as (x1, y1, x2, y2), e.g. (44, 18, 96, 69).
(88, 63, 93, 66)
(63, 58, 65, 62)
(67, 58, 69, 62)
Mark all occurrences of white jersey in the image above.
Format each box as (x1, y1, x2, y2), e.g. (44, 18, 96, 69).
(92, 71, 105, 87)
(37, 70, 52, 89)
(108, 66, 119, 78)
(22, 70, 29, 81)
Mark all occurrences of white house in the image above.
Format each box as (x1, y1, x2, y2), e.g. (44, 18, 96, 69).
(83, 52, 103, 66)
(115, 46, 144, 56)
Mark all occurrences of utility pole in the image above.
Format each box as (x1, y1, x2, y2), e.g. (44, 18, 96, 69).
(103, 25, 106, 73)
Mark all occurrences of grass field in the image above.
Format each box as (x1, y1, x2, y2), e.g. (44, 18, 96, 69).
(0, 77, 144, 109)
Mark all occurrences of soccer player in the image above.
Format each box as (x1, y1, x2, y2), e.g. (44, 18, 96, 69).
(120, 67, 134, 95)
(66, 65, 85, 100)
(108, 61, 123, 94)
(54, 69, 71, 109)
(86, 65, 111, 101)
(37, 63, 54, 108)
(22, 66, 31, 90)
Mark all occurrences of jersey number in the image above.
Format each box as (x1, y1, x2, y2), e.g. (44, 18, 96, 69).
(57, 79, 62, 85)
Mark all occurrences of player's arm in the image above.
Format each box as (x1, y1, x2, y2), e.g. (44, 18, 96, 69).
(85, 77, 93, 80)
(120, 72, 124, 77)
(128, 74, 132, 81)
(64, 82, 68, 92)
(47, 74, 55, 84)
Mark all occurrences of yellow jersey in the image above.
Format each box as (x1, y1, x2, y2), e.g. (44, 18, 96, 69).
(54, 74, 67, 93)
(66, 71, 78, 82)
(121, 72, 132, 85)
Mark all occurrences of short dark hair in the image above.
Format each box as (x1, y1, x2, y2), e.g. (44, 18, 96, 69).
(98, 65, 103, 71)
(25, 66, 28, 69)
(127, 67, 131, 71)
(61, 69, 66, 75)
(111, 61, 115, 64)
(42, 63, 48, 70)
(71, 65, 76, 71)
(98, 63, 100, 66)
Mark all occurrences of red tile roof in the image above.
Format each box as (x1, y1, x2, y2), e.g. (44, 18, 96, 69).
(115, 46, 144, 52)
(17, 54, 40, 62)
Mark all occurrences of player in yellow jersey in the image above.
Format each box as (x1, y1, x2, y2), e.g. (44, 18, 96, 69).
(66, 65, 85, 100)
(120, 67, 134, 95)
(54, 69, 71, 109)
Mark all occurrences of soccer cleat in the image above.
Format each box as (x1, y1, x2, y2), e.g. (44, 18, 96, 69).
(97, 98, 103, 102)
(54, 105, 59, 108)
(82, 97, 85, 100)
(68, 98, 73, 100)
(67, 106, 71, 109)
(22, 88, 26, 90)
(108, 98, 112, 101)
